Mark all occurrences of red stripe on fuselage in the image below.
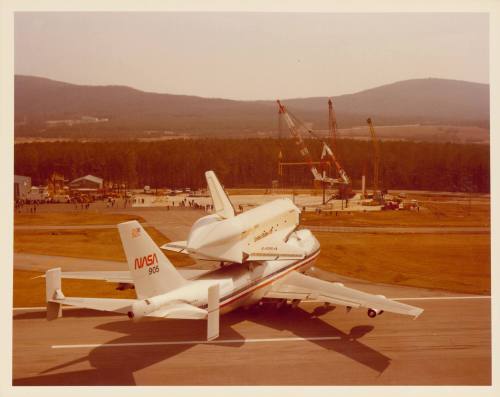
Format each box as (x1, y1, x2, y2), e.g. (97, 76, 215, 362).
(219, 250, 320, 308)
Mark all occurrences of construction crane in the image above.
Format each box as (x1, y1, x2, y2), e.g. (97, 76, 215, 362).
(328, 99, 337, 156)
(366, 117, 381, 197)
(277, 100, 351, 193)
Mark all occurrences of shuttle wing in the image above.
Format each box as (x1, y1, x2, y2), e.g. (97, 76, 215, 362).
(266, 271, 423, 318)
(244, 241, 305, 261)
(161, 240, 188, 253)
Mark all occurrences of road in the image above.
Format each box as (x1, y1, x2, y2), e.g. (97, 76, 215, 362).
(15, 207, 202, 241)
(15, 223, 490, 236)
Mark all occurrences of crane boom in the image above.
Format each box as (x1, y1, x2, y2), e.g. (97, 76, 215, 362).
(277, 100, 350, 186)
(328, 99, 337, 156)
(366, 117, 381, 194)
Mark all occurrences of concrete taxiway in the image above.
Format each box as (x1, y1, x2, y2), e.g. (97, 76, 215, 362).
(13, 280, 491, 385)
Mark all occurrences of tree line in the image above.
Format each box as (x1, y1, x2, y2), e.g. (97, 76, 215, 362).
(14, 138, 490, 193)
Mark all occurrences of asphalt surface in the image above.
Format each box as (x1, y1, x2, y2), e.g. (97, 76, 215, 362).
(12, 288, 491, 385)
(12, 205, 492, 385)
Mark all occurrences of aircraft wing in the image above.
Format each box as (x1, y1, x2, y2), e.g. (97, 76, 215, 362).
(57, 271, 133, 283)
(40, 268, 212, 283)
(266, 271, 423, 318)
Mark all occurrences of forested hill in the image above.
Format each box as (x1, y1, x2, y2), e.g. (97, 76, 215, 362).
(15, 75, 489, 138)
(14, 139, 490, 193)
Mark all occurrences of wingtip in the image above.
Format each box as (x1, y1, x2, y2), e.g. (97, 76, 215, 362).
(117, 219, 141, 227)
(412, 308, 424, 319)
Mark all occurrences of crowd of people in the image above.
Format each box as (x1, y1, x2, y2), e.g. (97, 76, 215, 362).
(166, 198, 213, 212)
(14, 199, 39, 214)
(14, 194, 242, 215)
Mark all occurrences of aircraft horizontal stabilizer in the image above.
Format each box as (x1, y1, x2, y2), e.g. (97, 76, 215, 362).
(145, 302, 207, 319)
(55, 297, 137, 314)
(45, 267, 137, 319)
(39, 268, 211, 283)
(160, 241, 188, 253)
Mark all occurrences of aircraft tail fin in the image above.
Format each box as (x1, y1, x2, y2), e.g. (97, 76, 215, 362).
(45, 267, 63, 320)
(118, 221, 187, 299)
(205, 171, 235, 219)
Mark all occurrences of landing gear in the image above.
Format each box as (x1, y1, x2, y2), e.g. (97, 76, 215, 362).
(291, 299, 301, 309)
(276, 299, 288, 310)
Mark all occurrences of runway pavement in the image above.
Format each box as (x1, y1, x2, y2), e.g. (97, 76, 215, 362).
(12, 206, 492, 385)
(12, 281, 491, 385)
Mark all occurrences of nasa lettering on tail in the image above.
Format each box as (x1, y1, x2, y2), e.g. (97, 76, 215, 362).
(134, 253, 158, 270)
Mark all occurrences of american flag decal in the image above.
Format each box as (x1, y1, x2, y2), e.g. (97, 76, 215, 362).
(131, 227, 141, 238)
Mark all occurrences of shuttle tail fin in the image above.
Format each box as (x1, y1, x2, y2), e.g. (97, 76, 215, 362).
(118, 221, 187, 299)
(205, 170, 235, 219)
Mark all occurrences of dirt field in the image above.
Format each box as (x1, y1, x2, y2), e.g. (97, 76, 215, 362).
(14, 227, 195, 267)
(315, 232, 490, 295)
(302, 196, 490, 227)
(337, 124, 489, 144)
(13, 193, 491, 305)
(13, 269, 137, 307)
(227, 188, 321, 196)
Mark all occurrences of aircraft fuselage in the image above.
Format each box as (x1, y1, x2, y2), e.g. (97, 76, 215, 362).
(130, 229, 320, 319)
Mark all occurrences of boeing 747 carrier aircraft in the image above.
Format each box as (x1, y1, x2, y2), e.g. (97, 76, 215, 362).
(45, 171, 423, 341)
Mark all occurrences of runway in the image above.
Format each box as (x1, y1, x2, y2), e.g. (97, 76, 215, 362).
(12, 285, 491, 385)
(12, 207, 492, 385)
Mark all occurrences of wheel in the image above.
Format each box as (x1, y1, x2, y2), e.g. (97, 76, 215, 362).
(367, 308, 377, 318)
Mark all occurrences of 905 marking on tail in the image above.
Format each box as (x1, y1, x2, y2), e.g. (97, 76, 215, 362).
(148, 265, 160, 275)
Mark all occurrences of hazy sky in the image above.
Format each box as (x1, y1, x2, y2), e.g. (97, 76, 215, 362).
(14, 12, 489, 100)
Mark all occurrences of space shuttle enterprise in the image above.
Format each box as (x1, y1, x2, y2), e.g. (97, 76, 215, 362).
(162, 171, 304, 263)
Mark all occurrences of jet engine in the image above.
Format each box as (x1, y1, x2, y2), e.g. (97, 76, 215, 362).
(127, 299, 157, 320)
(367, 308, 383, 318)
